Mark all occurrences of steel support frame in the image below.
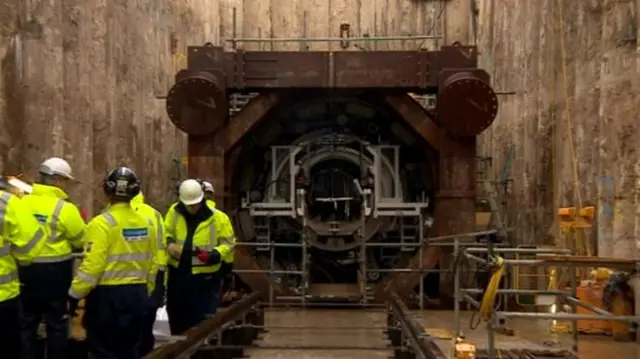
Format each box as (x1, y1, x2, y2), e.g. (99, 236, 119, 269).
(166, 42, 498, 303)
(454, 242, 640, 358)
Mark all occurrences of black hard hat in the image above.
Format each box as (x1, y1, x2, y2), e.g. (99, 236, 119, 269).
(103, 167, 140, 200)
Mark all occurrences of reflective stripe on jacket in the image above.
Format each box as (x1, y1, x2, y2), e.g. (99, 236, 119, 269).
(164, 202, 236, 274)
(22, 184, 86, 263)
(69, 202, 158, 299)
(132, 193, 167, 271)
(0, 191, 46, 302)
(203, 199, 233, 263)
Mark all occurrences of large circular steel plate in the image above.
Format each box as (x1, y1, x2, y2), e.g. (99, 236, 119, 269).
(165, 71, 226, 135)
(437, 72, 499, 136)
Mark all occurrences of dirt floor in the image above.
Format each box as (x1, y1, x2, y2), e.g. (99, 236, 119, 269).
(245, 309, 639, 359)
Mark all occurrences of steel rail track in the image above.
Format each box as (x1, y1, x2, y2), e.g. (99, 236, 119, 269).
(143, 290, 446, 359)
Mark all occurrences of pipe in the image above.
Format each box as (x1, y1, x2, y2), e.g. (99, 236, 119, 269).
(463, 289, 569, 296)
(201, 344, 396, 350)
(496, 311, 640, 322)
(565, 296, 613, 317)
(225, 35, 442, 43)
(466, 247, 571, 254)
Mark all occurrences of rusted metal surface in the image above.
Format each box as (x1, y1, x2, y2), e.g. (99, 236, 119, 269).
(178, 44, 477, 91)
(436, 70, 498, 136)
(187, 135, 224, 203)
(432, 135, 478, 294)
(214, 92, 281, 152)
(376, 134, 477, 300)
(167, 42, 496, 301)
(384, 93, 441, 150)
(166, 71, 227, 135)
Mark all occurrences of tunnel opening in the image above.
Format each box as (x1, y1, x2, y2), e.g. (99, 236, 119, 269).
(230, 90, 439, 301)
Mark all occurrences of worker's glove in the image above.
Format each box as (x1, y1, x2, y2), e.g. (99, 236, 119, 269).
(149, 270, 166, 308)
(67, 296, 80, 317)
(193, 247, 221, 265)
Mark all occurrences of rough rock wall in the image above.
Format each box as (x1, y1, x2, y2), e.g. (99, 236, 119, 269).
(477, 0, 640, 258)
(0, 0, 229, 214)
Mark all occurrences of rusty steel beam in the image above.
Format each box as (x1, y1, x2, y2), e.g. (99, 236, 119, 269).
(214, 92, 280, 152)
(166, 42, 499, 303)
(384, 93, 441, 150)
(375, 135, 478, 300)
(375, 69, 495, 299)
(179, 44, 479, 91)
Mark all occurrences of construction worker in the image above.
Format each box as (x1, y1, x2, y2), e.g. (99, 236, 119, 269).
(20, 157, 86, 359)
(4, 176, 33, 197)
(201, 180, 216, 208)
(0, 179, 46, 359)
(164, 179, 236, 335)
(68, 167, 158, 359)
(197, 180, 235, 303)
(131, 191, 167, 357)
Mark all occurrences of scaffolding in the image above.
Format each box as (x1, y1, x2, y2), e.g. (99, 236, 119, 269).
(453, 238, 640, 358)
(238, 144, 437, 308)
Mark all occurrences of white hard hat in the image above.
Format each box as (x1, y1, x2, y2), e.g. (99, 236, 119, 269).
(202, 181, 214, 194)
(179, 179, 204, 205)
(40, 157, 74, 180)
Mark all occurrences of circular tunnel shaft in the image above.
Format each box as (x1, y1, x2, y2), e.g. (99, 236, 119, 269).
(231, 91, 438, 296)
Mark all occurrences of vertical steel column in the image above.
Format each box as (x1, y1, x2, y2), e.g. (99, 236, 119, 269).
(453, 236, 461, 338)
(570, 263, 578, 351)
(301, 216, 308, 308)
(187, 135, 225, 206)
(486, 241, 496, 359)
(434, 134, 477, 293)
(361, 209, 368, 306)
(418, 212, 424, 310)
(269, 235, 275, 307)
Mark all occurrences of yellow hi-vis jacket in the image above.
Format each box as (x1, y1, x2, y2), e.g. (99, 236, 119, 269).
(22, 184, 86, 263)
(206, 199, 216, 209)
(164, 202, 235, 274)
(0, 191, 47, 302)
(131, 193, 167, 272)
(69, 202, 158, 299)
(203, 200, 234, 264)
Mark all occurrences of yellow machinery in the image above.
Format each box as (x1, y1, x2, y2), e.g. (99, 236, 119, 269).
(550, 206, 595, 333)
(454, 338, 476, 359)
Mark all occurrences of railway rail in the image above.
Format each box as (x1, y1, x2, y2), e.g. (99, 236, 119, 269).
(142, 291, 447, 359)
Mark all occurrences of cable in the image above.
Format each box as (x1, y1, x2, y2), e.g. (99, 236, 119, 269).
(470, 256, 506, 329)
(556, 0, 589, 258)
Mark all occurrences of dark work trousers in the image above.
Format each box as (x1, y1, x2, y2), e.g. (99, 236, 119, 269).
(139, 306, 159, 357)
(83, 284, 148, 359)
(139, 270, 166, 357)
(166, 268, 220, 335)
(0, 296, 23, 359)
(20, 260, 73, 359)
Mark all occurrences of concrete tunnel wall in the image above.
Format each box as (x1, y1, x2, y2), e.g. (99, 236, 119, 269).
(476, 0, 640, 258)
(0, 0, 461, 216)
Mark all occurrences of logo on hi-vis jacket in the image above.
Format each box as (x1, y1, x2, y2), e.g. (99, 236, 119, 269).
(122, 228, 149, 242)
(34, 214, 48, 224)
